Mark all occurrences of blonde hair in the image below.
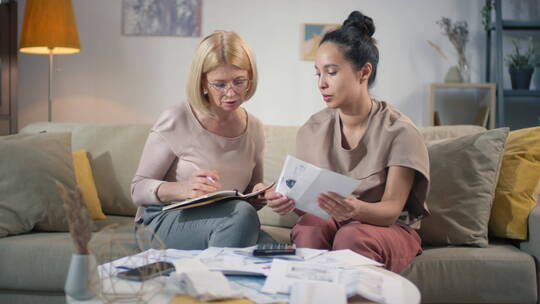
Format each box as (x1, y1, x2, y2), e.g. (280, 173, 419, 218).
(186, 30, 258, 115)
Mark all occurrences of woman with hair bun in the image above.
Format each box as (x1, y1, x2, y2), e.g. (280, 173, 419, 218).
(262, 11, 430, 272)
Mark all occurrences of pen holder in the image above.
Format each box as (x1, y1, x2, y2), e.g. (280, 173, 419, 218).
(65, 254, 100, 300)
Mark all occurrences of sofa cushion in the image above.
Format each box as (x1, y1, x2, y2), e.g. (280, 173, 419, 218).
(420, 125, 486, 142)
(490, 126, 540, 240)
(0, 132, 77, 237)
(258, 125, 300, 228)
(21, 122, 152, 216)
(418, 128, 508, 247)
(73, 149, 106, 220)
(401, 243, 537, 304)
(0, 216, 137, 292)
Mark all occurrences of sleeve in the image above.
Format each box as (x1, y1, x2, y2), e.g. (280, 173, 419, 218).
(245, 121, 265, 192)
(387, 123, 431, 222)
(131, 131, 176, 206)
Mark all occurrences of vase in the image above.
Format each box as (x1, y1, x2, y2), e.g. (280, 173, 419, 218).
(444, 66, 463, 83)
(509, 67, 534, 90)
(458, 62, 471, 83)
(64, 254, 100, 300)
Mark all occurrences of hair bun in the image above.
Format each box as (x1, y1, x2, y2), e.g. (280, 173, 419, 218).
(342, 11, 375, 38)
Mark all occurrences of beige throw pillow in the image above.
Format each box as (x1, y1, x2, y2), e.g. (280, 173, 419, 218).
(0, 132, 76, 237)
(418, 128, 508, 247)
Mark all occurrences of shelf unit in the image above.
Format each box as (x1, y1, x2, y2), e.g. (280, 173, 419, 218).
(428, 83, 496, 129)
(485, 0, 540, 129)
(0, 0, 17, 135)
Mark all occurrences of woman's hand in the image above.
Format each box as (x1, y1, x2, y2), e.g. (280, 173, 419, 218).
(265, 187, 296, 216)
(182, 169, 221, 198)
(246, 183, 269, 210)
(317, 192, 360, 222)
(158, 169, 221, 202)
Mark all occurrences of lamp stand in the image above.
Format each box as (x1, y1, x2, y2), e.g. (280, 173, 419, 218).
(48, 48, 53, 122)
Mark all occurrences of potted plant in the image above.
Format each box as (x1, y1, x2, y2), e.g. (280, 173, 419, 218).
(506, 37, 539, 90)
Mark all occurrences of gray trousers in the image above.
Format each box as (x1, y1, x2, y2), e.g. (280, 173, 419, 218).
(137, 199, 275, 250)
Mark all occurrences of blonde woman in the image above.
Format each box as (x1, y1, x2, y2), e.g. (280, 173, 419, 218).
(132, 31, 269, 249)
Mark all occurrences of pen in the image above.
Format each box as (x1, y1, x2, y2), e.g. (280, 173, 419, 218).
(115, 266, 131, 270)
(190, 162, 217, 183)
(253, 260, 272, 264)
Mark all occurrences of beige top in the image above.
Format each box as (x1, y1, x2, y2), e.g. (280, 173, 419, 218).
(296, 100, 430, 228)
(131, 102, 265, 221)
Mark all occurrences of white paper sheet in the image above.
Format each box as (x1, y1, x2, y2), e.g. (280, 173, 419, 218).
(275, 155, 361, 219)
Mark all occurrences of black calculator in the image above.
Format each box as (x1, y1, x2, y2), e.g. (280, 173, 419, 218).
(253, 243, 297, 256)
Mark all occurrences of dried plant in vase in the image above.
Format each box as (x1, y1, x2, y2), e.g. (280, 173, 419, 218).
(57, 181, 99, 300)
(437, 17, 470, 82)
(57, 181, 93, 254)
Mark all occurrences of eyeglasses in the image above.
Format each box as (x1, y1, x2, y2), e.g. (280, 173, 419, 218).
(207, 79, 250, 93)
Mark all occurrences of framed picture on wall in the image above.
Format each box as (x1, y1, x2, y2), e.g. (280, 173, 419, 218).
(302, 23, 339, 60)
(122, 0, 202, 37)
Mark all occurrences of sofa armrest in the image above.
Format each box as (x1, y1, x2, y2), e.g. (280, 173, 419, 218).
(520, 196, 540, 261)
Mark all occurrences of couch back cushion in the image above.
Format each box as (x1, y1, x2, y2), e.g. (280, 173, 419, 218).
(420, 125, 486, 141)
(258, 125, 300, 227)
(0, 132, 76, 236)
(21, 122, 151, 216)
(418, 128, 508, 247)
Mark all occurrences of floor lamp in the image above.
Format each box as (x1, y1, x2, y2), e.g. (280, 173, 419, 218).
(19, 0, 80, 122)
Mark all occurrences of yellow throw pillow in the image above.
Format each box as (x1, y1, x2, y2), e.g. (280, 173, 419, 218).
(489, 126, 540, 240)
(72, 149, 106, 220)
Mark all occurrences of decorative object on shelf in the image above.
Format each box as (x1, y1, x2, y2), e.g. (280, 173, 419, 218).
(302, 23, 340, 60)
(437, 17, 470, 83)
(427, 40, 461, 83)
(122, 0, 202, 37)
(58, 182, 99, 301)
(19, 0, 81, 122)
(506, 37, 539, 90)
(481, 0, 494, 31)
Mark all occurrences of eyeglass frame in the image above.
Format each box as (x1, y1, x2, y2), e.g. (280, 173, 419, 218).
(206, 78, 250, 93)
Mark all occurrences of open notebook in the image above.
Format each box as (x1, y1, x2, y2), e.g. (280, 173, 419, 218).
(162, 183, 274, 212)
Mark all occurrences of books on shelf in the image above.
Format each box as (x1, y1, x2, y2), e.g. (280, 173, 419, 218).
(162, 183, 274, 212)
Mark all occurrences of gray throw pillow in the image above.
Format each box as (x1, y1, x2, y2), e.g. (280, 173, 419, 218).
(418, 128, 508, 247)
(0, 132, 76, 237)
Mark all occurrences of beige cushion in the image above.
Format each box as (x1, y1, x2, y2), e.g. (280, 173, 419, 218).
(401, 243, 537, 304)
(21, 122, 151, 216)
(418, 128, 509, 247)
(258, 125, 300, 228)
(420, 125, 486, 142)
(0, 133, 76, 236)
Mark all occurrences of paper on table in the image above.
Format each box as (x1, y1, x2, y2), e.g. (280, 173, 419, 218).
(275, 155, 361, 219)
(311, 249, 383, 267)
(262, 259, 342, 294)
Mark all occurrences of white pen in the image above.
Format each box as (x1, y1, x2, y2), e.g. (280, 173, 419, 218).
(190, 162, 217, 183)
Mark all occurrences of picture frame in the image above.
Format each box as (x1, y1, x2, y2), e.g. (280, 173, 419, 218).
(302, 23, 340, 60)
(122, 0, 202, 37)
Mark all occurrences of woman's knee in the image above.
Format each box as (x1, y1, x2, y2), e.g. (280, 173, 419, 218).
(292, 214, 337, 249)
(333, 224, 381, 251)
(225, 200, 260, 228)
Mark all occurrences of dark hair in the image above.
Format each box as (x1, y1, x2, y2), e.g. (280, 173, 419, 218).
(321, 11, 379, 87)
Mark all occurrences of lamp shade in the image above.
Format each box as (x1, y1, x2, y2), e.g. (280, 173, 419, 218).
(19, 0, 81, 54)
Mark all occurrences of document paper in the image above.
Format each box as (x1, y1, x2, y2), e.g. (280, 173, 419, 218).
(275, 155, 361, 219)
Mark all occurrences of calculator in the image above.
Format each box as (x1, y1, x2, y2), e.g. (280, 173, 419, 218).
(253, 243, 297, 256)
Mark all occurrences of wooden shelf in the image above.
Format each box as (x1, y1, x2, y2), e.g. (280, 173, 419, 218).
(488, 21, 540, 31)
(428, 83, 497, 129)
(503, 90, 540, 98)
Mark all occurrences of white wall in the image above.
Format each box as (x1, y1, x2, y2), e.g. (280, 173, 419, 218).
(17, 0, 486, 129)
